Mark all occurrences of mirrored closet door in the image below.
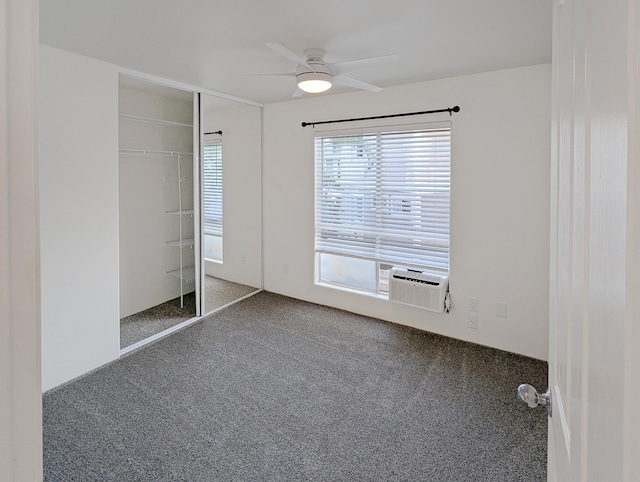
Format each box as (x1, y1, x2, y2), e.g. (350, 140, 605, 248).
(199, 93, 262, 314)
(118, 77, 263, 350)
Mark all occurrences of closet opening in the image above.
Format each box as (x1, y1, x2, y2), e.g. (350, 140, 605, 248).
(118, 75, 198, 349)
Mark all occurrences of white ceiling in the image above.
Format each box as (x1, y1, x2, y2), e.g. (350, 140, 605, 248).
(40, 0, 552, 105)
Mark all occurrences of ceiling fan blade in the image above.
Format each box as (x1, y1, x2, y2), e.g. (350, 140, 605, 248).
(292, 87, 305, 98)
(228, 72, 295, 78)
(329, 54, 400, 75)
(333, 74, 383, 93)
(266, 42, 311, 69)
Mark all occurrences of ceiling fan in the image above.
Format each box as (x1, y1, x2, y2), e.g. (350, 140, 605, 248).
(265, 42, 399, 97)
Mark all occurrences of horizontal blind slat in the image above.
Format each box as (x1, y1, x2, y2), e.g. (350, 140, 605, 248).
(315, 126, 450, 271)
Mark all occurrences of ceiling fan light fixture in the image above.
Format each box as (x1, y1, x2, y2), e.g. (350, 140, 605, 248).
(297, 71, 333, 93)
(265, 43, 391, 97)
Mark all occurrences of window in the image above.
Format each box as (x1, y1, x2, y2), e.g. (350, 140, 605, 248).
(314, 123, 450, 293)
(203, 139, 223, 261)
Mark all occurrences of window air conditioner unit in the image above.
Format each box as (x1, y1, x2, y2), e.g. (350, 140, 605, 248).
(389, 269, 449, 313)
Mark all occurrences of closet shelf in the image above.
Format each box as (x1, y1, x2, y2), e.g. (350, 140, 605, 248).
(119, 113, 193, 128)
(166, 209, 194, 216)
(166, 266, 196, 283)
(166, 238, 195, 248)
(119, 148, 193, 157)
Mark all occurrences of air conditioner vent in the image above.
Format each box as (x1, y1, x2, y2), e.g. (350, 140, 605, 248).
(389, 269, 449, 313)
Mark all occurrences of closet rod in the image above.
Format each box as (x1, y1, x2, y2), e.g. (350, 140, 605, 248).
(119, 148, 193, 157)
(301, 105, 460, 128)
(204, 130, 222, 135)
(119, 113, 193, 128)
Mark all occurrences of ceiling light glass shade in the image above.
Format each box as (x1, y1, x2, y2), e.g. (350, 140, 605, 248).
(297, 71, 333, 93)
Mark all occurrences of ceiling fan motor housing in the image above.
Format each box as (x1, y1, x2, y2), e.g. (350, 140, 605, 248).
(296, 61, 333, 81)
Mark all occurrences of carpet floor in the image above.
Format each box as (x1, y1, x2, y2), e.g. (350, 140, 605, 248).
(120, 276, 259, 348)
(45, 291, 548, 481)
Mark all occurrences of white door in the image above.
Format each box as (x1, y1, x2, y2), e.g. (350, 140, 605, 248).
(547, 0, 585, 477)
(546, 0, 640, 480)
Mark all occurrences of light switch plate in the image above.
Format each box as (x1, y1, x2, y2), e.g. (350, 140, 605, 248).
(496, 302, 507, 318)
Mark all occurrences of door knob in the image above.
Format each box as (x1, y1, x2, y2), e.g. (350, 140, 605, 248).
(517, 384, 552, 417)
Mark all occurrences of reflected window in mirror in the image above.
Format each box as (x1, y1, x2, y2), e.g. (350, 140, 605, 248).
(203, 136, 223, 262)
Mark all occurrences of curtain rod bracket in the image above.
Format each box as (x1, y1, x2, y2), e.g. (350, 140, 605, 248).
(301, 105, 460, 128)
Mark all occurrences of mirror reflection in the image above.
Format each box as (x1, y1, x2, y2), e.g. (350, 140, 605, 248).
(200, 93, 262, 315)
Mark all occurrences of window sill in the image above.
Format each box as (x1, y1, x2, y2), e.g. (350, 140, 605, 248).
(315, 281, 389, 301)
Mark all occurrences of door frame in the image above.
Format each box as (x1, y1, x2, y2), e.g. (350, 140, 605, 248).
(0, 0, 43, 478)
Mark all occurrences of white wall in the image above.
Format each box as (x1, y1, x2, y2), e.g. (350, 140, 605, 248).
(118, 84, 194, 317)
(39, 46, 120, 391)
(202, 97, 262, 289)
(263, 64, 551, 360)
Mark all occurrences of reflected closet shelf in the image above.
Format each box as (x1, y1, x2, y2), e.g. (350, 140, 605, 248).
(166, 266, 196, 283)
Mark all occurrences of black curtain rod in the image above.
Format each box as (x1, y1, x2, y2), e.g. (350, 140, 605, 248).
(204, 130, 222, 135)
(301, 106, 460, 128)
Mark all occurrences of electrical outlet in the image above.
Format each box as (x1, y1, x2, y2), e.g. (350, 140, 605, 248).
(467, 313, 478, 329)
(241, 256, 246, 265)
(468, 297, 478, 313)
(283, 264, 289, 274)
(496, 302, 507, 318)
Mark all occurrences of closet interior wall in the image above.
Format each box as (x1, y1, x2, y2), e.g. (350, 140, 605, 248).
(118, 78, 195, 318)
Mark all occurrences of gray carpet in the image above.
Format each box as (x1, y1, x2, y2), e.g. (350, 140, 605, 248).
(120, 277, 258, 348)
(45, 292, 548, 481)
(119, 293, 196, 348)
(204, 276, 259, 314)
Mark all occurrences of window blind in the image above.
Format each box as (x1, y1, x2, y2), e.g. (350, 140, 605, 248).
(315, 126, 450, 271)
(203, 141, 222, 237)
